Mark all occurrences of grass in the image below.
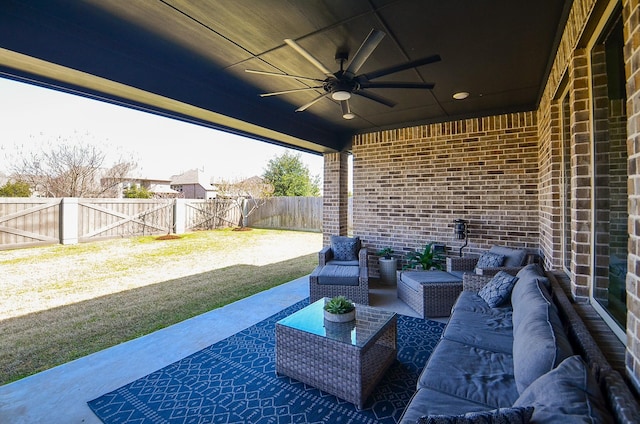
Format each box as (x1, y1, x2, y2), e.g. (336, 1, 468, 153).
(0, 228, 321, 385)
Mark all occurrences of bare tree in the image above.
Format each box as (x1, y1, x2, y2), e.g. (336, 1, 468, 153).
(216, 176, 274, 227)
(7, 135, 137, 198)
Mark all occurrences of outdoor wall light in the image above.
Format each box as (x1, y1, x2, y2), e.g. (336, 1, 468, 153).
(454, 219, 468, 257)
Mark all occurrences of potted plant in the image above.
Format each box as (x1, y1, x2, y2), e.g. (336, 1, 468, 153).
(323, 296, 356, 322)
(376, 247, 398, 285)
(404, 242, 444, 271)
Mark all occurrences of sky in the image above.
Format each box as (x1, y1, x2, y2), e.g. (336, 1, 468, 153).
(0, 77, 325, 182)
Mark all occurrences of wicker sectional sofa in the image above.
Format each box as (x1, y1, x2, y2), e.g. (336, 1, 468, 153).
(399, 263, 640, 423)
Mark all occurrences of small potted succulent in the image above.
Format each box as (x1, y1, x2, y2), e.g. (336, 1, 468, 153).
(323, 296, 356, 322)
(376, 247, 398, 285)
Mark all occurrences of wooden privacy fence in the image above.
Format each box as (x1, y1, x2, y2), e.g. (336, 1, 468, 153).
(0, 198, 242, 250)
(0, 196, 334, 250)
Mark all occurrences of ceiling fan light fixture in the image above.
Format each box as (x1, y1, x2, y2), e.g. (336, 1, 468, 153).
(341, 101, 355, 119)
(453, 91, 469, 100)
(332, 90, 352, 101)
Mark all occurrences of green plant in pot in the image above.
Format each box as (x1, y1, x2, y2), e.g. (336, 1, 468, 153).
(323, 296, 356, 322)
(376, 247, 394, 259)
(404, 242, 444, 270)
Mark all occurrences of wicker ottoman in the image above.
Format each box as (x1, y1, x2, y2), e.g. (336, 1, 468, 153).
(397, 270, 463, 318)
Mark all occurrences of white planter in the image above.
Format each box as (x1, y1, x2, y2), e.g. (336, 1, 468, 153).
(379, 257, 398, 285)
(323, 309, 356, 323)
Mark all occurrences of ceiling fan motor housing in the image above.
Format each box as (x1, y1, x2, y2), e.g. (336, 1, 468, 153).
(325, 78, 358, 99)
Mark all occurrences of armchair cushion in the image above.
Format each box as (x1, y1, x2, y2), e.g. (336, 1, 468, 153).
(330, 235, 360, 261)
(488, 245, 528, 267)
(476, 252, 505, 269)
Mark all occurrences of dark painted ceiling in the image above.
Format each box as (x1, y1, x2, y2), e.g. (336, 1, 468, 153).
(0, 0, 572, 153)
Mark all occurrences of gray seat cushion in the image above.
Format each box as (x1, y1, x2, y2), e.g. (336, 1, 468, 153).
(452, 291, 513, 316)
(418, 339, 518, 408)
(443, 309, 514, 354)
(316, 264, 360, 286)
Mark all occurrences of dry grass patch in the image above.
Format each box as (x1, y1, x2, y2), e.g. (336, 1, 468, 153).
(0, 228, 321, 384)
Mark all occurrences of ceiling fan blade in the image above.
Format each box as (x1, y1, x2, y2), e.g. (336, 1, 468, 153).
(260, 87, 324, 97)
(354, 90, 397, 108)
(359, 82, 435, 90)
(284, 38, 333, 76)
(360, 54, 441, 81)
(296, 92, 330, 112)
(344, 29, 385, 78)
(245, 69, 324, 83)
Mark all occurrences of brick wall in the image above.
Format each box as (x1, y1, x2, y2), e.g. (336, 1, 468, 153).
(352, 114, 540, 270)
(322, 152, 349, 246)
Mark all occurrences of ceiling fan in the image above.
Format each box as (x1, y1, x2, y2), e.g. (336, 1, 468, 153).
(245, 29, 440, 119)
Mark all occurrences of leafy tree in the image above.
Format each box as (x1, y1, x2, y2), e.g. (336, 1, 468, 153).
(262, 152, 320, 196)
(6, 134, 137, 198)
(0, 180, 31, 197)
(123, 184, 152, 199)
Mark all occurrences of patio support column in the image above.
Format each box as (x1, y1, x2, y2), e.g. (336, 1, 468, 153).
(322, 152, 349, 245)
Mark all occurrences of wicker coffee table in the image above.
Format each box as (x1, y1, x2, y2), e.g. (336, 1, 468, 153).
(275, 298, 397, 409)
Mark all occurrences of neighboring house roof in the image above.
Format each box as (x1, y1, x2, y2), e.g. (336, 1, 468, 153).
(148, 184, 178, 194)
(171, 169, 215, 190)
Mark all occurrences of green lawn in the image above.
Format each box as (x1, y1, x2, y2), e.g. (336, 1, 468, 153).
(0, 228, 321, 385)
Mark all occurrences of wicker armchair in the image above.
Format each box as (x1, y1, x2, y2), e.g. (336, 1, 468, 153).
(309, 236, 369, 305)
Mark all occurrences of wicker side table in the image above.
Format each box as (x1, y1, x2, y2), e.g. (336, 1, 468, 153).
(397, 270, 463, 318)
(275, 299, 397, 409)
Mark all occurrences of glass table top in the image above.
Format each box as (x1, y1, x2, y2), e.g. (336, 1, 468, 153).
(277, 298, 396, 347)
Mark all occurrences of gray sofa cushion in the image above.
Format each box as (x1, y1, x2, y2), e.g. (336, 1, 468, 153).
(512, 278, 552, 331)
(488, 245, 528, 267)
(418, 339, 518, 408)
(443, 309, 514, 354)
(514, 355, 613, 423)
(316, 264, 360, 286)
(515, 264, 550, 291)
(416, 406, 534, 424)
(452, 291, 513, 316)
(478, 271, 518, 307)
(512, 296, 573, 393)
(330, 235, 360, 261)
(398, 388, 495, 423)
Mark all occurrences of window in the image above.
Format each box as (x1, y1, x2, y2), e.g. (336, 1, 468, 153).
(590, 10, 627, 331)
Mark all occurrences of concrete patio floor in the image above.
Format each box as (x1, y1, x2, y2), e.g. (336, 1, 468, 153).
(0, 276, 421, 424)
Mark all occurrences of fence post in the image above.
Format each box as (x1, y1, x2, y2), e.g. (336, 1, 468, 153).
(174, 198, 186, 234)
(60, 197, 79, 245)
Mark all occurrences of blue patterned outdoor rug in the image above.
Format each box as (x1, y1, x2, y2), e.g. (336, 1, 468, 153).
(88, 299, 445, 424)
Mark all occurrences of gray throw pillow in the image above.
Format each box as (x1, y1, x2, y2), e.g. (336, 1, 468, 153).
(514, 355, 612, 423)
(476, 252, 505, 268)
(416, 406, 534, 424)
(330, 235, 360, 261)
(478, 271, 518, 307)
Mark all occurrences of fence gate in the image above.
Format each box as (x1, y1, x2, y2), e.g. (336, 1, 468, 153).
(78, 199, 175, 242)
(184, 199, 241, 231)
(0, 198, 60, 250)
